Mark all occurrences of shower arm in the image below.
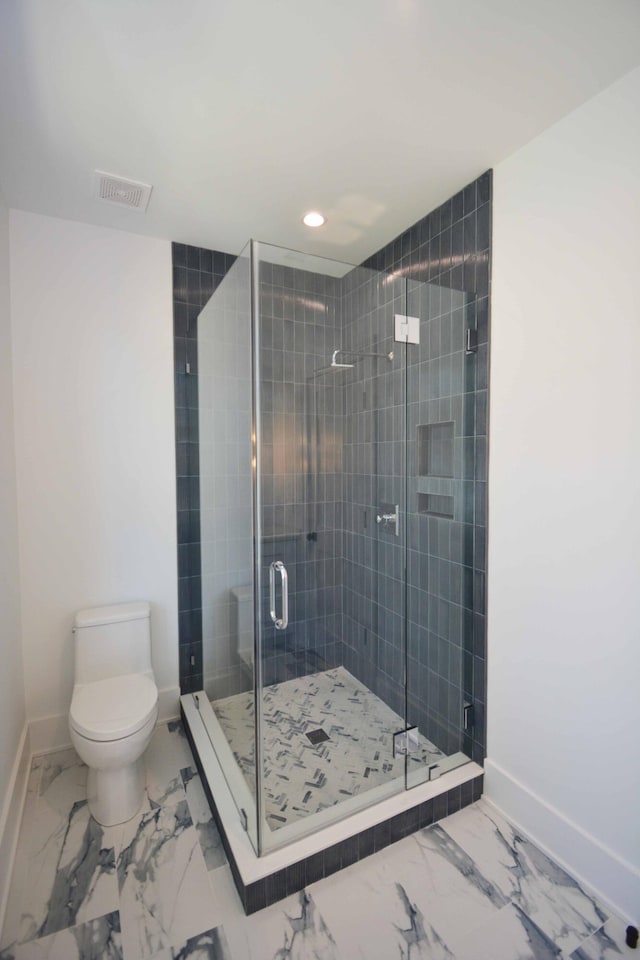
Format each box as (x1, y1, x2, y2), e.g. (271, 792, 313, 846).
(308, 347, 394, 380)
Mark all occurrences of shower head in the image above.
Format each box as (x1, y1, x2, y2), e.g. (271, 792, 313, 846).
(330, 350, 355, 369)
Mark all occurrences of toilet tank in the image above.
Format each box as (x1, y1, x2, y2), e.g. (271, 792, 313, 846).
(73, 601, 153, 684)
(231, 585, 254, 667)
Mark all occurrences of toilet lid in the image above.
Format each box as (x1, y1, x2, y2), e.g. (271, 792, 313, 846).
(70, 674, 158, 742)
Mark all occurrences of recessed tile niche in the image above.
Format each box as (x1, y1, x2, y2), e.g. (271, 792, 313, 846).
(418, 421, 454, 478)
(417, 493, 454, 519)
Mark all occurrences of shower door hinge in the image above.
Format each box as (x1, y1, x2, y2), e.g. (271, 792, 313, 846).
(185, 361, 191, 374)
(394, 314, 420, 345)
(463, 701, 474, 731)
(240, 808, 248, 832)
(393, 726, 419, 757)
(465, 329, 478, 354)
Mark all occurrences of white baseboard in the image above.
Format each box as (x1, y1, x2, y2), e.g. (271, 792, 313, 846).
(29, 712, 71, 755)
(484, 758, 640, 922)
(29, 686, 181, 757)
(0, 724, 31, 937)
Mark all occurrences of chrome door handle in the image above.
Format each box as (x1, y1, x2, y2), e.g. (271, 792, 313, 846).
(376, 513, 396, 524)
(269, 560, 288, 630)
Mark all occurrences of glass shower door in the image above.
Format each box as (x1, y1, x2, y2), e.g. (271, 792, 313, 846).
(251, 242, 412, 853)
(196, 242, 259, 853)
(404, 278, 476, 788)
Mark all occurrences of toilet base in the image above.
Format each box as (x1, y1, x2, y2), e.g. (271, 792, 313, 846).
(87, 758, 146, 826)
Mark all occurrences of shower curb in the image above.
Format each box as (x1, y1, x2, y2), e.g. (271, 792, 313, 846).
(181, 702, 483, 914)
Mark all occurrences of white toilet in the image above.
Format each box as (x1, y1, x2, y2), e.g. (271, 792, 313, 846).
(69, 601, 158, 826)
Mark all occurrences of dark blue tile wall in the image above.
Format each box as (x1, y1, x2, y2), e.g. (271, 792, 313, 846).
(256, 264, 345, 684)
(354, 170, 491, 762)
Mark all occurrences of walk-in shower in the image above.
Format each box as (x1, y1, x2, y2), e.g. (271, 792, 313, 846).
(179, 218, 488, 908)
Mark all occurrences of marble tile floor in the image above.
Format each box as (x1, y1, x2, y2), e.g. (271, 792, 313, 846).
(213, 666, 446, 830)
(0, 720, 633, 960)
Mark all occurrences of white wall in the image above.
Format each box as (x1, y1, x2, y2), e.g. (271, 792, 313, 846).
(488, 66, 640, 919)
(0, 189, 27, 816)
(10, 211, 178, 737)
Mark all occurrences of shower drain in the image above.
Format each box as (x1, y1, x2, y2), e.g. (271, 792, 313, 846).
(306, 728, 329, 745)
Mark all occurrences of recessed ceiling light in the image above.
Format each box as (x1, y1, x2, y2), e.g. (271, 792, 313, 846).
(303, 211, 326, 228)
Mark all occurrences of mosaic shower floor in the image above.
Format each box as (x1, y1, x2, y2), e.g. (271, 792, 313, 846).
(212, 665, 445, 830)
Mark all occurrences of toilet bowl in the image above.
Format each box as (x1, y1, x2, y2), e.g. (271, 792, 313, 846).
(68, 602, 158, 826)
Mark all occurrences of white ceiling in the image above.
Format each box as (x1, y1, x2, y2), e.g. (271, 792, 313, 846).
(1, 0, 639, 263)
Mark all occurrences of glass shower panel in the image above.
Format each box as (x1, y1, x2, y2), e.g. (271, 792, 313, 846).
(404, 278, 475, 788)
(197, 242, 258, 852)
(252, 243, 411, 853)
(340, 264, 409, 767)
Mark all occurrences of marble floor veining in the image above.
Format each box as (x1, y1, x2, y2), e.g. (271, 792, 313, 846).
(0, 721, 633, 960)
(213, 666, 446, 830)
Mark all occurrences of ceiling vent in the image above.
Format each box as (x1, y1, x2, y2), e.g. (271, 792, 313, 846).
(93, 171, 152, 212)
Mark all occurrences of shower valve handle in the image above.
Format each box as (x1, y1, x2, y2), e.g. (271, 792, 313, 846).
(375, 503, 400, 535)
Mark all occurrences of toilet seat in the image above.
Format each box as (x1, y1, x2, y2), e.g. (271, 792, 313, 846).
(70, 674, 158, 742)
